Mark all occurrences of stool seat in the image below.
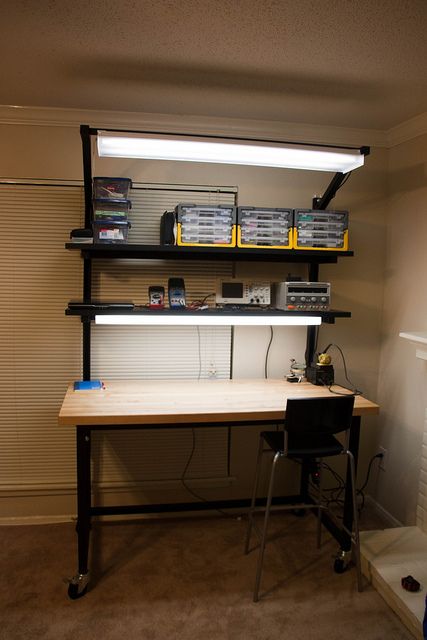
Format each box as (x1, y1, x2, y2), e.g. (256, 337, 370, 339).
(261, 430, 344, 458)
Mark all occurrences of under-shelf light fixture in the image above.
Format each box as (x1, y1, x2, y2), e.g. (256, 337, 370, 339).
(97, 131, 367, 174)
(94, 315, 322, 327)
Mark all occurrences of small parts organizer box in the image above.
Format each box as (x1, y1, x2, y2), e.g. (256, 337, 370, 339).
(293, 209, 349, 251)
(175, 203, 236, 247)
(237, 206, 293, 249)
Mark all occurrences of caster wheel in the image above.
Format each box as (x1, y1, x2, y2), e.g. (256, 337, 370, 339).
(333, 557, 347, 574)
(68, 582, 88, 600)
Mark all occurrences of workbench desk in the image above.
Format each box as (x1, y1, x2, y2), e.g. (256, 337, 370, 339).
(59, 378, 379, 598)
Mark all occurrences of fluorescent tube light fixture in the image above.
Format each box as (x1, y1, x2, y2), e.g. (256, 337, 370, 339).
(95, 314, 322, 327)
(97, 131, 366, 173)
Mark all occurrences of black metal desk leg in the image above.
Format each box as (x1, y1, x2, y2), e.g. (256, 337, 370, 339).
(68, 426, 91, 599)
(336, 415, 361, 570)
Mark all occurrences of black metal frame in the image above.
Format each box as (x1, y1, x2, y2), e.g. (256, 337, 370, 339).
(80, 125, 93, 380)
(68, 125, 365, 596)
(74, 415, 361, 584)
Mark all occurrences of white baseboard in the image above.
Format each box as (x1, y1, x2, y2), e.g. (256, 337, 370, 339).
(0, 514, 76, 526)
(365, 495, 403, 528)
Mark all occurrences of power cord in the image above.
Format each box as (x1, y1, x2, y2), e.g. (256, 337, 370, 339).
(320, 342, 363, 396)
(180, 428, 238, 519)
(337, 170, 353, 191)
(264, 326, 274, 379)
(308, 452, 383, 515)
(356, 451, 384, 512)
(187, 292, 216, 310)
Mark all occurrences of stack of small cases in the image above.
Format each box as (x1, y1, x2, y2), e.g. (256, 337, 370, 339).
(92, 177, 132, 243)
(175, 204, 236, 247)
(237, 207, 293, 249)
(293, 209, 348, 250)
(160, 205, 349, 251)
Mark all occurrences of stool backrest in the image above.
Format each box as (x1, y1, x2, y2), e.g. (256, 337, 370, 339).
(284, 396, 355, 437)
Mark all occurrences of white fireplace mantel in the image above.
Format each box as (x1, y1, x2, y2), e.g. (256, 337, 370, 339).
(399, 331, 427, 360)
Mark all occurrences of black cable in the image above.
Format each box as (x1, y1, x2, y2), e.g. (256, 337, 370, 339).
(358, 452, 383, 493)
(328, 343, 358, 389)
(337, 171, 352, 192)
(327, 384, 361, 396)
(308, 462, 345, 509)
(187, 292, 216, 310)
(180, 428, 237, 519)
(319, 342, 363, 396)
(308, 453, 383, 515)
(201, 293, 216, 305)
(313, 326, 320, 361)
(264, 326, 274, 379)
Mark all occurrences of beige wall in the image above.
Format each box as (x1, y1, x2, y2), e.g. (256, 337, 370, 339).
(373, 133, 427, 525)
(1, 117, 388, 518)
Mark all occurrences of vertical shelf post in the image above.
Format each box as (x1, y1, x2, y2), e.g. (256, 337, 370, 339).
(305, 261, 320, 367)
(80, 125, 93, 381)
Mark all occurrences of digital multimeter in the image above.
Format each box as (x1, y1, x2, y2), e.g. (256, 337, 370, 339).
(148, 286, 165, 309)
(168, 277, 186, 309)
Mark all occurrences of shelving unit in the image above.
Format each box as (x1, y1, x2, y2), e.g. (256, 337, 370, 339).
(65, 242, 353, 263)
(67, 124, 359, 381)
(62, 126, 367, 599)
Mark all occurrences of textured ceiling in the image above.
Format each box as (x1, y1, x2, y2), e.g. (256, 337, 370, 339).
(2, 0, 427, 129)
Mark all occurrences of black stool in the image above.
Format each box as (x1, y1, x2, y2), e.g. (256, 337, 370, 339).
(244, 395, 362, 602)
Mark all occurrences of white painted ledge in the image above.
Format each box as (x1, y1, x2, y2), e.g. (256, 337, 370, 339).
(361, 526, 426, 640)
(399, 332, 427, 361)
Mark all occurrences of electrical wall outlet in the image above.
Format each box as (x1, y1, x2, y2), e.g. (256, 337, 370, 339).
(379, 446, 387, 471)
(208, 363, 217, 378)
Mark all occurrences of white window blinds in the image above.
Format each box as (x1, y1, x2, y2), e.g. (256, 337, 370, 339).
(0, 182, 236, 497)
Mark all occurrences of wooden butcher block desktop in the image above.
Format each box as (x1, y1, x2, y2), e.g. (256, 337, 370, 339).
(59, 378, 379, 427)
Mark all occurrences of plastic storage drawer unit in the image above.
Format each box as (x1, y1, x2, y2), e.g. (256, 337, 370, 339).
(93, 199, 131, 222)
(93, 177, 132, 200)
(293, 209, 349, 250)
(93, 220, 131, 243)
(175, 204, 236, 247)
(237, 207, 293, 249)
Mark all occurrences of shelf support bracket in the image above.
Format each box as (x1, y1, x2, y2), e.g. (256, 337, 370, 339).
(312, 172, 346, 211)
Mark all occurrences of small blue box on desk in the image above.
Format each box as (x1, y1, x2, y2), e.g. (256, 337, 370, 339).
(74, 380, 103, 391)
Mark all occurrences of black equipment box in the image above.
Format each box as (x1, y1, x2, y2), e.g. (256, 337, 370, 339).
(160, 211, 176, 245)
(306, 364, 334, 386)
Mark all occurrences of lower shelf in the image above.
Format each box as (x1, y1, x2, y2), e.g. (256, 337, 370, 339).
(65, 306, 351, 325)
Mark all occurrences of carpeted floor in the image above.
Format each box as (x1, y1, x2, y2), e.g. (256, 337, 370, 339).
(0, 511, 414, 640)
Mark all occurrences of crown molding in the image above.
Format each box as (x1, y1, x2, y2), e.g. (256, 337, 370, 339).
(386, 111, 427, 147)
(0, 104, 386, 148)
(4, 104, 426, 148)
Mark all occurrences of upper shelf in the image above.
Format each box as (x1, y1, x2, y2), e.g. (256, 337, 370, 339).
(65, 243, 354, 263)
